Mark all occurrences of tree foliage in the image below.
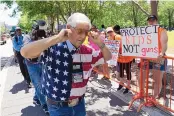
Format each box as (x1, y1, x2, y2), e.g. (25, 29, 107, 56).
(2, 0, 174, 31)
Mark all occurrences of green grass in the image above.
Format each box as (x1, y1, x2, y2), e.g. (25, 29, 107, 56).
(168, 31, 174, 48)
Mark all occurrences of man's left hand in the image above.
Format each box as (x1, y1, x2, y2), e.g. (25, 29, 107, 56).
(90, 31, 103, 46)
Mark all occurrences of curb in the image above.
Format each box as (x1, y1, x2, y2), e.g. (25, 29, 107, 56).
(0, 56, 14, 115)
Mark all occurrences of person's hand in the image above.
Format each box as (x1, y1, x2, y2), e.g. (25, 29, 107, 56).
(90, 31, 103, 46)
(118, 53, 122, 57)
(156, 53, 164, 64)
(54, 29, 72, 43)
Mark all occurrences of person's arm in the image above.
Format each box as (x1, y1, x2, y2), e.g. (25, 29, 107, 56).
(96, 42, 112, 61)
(21, 29, 70, 59)
(90, 31, 112, 61)
(160, 30, 168, 55)
(12, 37, 18, 50)
(12, 37, 21, 51)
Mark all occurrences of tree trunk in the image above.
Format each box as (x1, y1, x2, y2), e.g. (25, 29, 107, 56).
(168, 9, 172, 30)
(132, 2, 138, 27)
(150, 0, 158, 17)
(132, 0, 150, 16)
(132, 0, 159, 18)
(50, 16, 55, 33)
(168, 9, 174, 30)
(171, 10, 174, 29)
(57, 14, 59, 31)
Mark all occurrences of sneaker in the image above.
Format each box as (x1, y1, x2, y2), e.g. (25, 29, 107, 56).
(117, 85, 123, 91)
(25, 81, 32, 88)
(15, 59, 18, 63)
(123, 88, 129, 94)
(42, 104, 49, 115)
(33, 98, 41, 106)
(27, 83, 32, 88)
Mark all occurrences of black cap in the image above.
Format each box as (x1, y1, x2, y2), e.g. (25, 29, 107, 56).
(113, 25, 120, 31)
(147, 15, 158, 21)
(32, 20, 46, 30)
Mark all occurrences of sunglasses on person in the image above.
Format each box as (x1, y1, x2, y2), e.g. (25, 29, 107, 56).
(72, 27, 90, 35)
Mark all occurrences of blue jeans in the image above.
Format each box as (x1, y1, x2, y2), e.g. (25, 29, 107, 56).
(48, 98, 86, 116)
(25, 60, 46, 106)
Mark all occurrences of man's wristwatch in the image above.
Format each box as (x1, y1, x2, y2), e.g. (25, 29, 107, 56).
(99, 43, 105, 49)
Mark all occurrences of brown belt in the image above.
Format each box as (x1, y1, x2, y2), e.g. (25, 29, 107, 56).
(47, 95, 84, 107)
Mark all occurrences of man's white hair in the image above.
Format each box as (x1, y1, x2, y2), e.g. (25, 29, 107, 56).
(67, 12, 91, 29)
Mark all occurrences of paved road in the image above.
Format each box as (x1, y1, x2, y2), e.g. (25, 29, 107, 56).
(1, 60, 149, 116)
(0, 39, 14, 114)
(1, 59, 173, 116)
(0, 39, 14, 71)
(0, 39, 174, 116)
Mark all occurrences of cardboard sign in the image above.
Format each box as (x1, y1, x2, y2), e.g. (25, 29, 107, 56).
(104, 39, 120, 66)
(120, 25, 159, 58)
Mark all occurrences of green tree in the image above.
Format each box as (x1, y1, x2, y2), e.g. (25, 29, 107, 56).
(3, 0, 174, 30)
(18, 13, 46, 32)
(0, 25, 5, 34)
(158, 1, 174, 29)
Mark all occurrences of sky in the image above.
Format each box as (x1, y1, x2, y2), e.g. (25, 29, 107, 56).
(0, 2, 20, 26)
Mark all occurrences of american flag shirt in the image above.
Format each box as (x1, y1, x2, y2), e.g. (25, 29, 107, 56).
(40, 40, 104, 101)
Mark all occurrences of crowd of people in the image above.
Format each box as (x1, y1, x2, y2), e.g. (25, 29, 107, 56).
(11, 13, 168, 116)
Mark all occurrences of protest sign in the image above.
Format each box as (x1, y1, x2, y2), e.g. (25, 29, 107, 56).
(104, 39, 120, 66)
(120, 25, 159, 58)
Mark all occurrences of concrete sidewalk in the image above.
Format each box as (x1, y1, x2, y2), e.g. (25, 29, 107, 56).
(0, 59, 173, 116)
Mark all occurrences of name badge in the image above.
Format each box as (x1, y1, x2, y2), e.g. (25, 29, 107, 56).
(72, 72, 83, 83)
(72, 62, 83, 83)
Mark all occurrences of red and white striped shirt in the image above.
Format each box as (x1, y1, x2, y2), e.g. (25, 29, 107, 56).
(67, 40, 104, 99)
(40, 40, 104, 101)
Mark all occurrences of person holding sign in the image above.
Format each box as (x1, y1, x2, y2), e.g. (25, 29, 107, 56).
(140, 15, 168, 98)
(106, 27, 121, 74)
(109, 26, 134, 93)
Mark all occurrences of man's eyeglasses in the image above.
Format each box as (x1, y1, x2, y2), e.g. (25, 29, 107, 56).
(72, 27, 90, 35)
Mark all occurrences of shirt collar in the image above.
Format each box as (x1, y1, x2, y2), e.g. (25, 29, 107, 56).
(66, 40, 77, 52)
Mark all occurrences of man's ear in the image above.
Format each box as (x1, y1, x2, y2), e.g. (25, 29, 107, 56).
(66, 25, 71, 29)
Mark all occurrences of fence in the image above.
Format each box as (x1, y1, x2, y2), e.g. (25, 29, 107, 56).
(93, 55, 174, 113)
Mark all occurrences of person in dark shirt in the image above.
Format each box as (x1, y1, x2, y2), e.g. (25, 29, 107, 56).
(23, 20, 49, 115)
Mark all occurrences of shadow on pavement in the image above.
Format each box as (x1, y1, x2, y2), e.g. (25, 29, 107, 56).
(10, 56, 19, 67)
(87, 110, 109, 116)
(9, 80, 29, 94)
(1, 56, 12, 70)
(0, 55, 18, 71)
(86, 78, 148, 116)
(21, 105, 46, 116)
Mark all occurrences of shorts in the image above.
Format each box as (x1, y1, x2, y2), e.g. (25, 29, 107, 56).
(142, 59, 167, 71)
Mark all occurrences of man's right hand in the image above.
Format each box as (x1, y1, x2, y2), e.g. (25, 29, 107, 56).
(55, 29, 72, 43)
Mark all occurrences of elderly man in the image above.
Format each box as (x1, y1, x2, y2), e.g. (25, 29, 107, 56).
(21, 13, 112, 116)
